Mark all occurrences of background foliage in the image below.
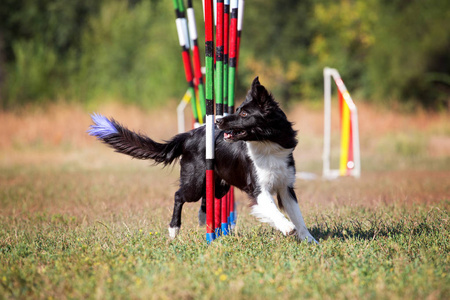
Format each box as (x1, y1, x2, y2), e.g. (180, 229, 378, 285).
(0, 0, 449, 109)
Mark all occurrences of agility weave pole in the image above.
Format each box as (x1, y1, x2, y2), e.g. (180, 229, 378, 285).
(223, 0, 230, 113)
(222, 0, 231, 235)
(213, 0, 225, 238)
(205, 0, 244, 242)
(236, 0, 244, 72)
(322, 67, 361, 179)
(204, 0, 216, 243)
(216, 0, 244, 237)
(225, 0, 243, 231)
(187, 0, 206, 123)
(210, 0, 231, 239)
(174, 0, 243, 242)
(173, 0, 200, 127)
(227, 0, 238, 115)
(214, 0, 243, 238)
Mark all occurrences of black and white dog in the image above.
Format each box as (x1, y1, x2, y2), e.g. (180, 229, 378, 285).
(89, 77, 317, 243)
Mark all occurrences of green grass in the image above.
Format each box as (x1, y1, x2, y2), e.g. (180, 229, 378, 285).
(0, 148, 449, 299)
(1, 206, 448, 299)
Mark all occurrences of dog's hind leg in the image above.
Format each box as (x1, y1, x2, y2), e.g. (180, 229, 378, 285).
(169, 155, 206, 238)
(277, 187, 318, 244)
(169, 188, 204, 239)
(198, 196, 206, 226)
(198, 178, 228, 226)
(169, 191, 184, 239)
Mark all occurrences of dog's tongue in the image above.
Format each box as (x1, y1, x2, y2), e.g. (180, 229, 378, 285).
(224, 132, 231, 139)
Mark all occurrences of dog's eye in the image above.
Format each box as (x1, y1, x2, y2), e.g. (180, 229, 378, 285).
(239, 111, 248, 117)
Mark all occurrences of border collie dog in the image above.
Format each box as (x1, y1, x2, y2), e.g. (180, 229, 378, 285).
(89, 77, 317, 243)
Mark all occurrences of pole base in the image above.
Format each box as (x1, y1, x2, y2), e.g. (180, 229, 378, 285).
(206, 232, 215, 244)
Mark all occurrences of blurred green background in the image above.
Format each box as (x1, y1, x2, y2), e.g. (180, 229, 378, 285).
(0, 0, 449, 109)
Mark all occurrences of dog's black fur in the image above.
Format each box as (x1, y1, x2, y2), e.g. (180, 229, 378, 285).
(89, 77, 317, 243)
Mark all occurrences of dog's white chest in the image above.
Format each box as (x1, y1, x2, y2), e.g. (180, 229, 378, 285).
(246, 141, 295, 194)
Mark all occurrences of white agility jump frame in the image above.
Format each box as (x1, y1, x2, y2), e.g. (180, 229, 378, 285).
(177, 89, 192, 133)
(323, 67, 361, 179)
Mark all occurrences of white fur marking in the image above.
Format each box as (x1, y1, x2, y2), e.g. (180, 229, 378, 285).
(246, 141, 318, 243)
(168, 226, 180, 239)
(251, 190, 295, 235)
(247, 141, 296, 234)
(246, 141, 295, 194)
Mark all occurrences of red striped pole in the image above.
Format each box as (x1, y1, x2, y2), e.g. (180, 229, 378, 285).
(223, 0, 230, 114)
(227, 0, 239, 229)
(236, 0, 244, 72)
(173, 0, 200, 126)
(227, 0, 238, 114)
(223, 0, 232, 235)
(187, 0, 206, 123)
(204, 0, 215, 243)
(215, 0, 225, 237)
(215, 0, 224, 117)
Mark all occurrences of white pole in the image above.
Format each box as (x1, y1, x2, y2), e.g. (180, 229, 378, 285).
(351, 109, 361, 177)
(238, 0, 245, 31)
(323, 67, 332, 178)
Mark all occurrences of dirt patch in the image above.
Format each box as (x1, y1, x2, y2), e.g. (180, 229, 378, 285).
(0, 102, 180, 150)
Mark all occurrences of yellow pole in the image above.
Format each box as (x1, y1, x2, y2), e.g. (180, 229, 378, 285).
(339, 91, 351, 175)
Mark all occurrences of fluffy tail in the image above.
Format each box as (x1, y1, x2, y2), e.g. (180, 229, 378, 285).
(88, 113, 187, 166)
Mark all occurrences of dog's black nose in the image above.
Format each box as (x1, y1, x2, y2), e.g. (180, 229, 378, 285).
(216, 118, 224, 126)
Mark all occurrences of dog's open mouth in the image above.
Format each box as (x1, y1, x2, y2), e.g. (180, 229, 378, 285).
(224, 129, 247, 141)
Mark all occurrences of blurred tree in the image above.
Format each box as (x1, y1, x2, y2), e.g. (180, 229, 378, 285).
(0, 0, 448, 109)
(0, 0, 102, 60)
(239, 0, 315, 104)
(75, 0, 185, 106)
(0, 0, 103, 106)
(366, 0, 450, 108)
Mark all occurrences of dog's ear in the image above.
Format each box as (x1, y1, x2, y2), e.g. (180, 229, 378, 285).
(252, 76, 260, 88)
(251, 76, 270, 106)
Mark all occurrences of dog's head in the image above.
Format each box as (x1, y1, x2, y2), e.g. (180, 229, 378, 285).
(217, 77, 297, 148)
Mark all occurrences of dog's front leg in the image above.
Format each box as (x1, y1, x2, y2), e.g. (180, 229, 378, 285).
(251, 190, 296, 236)
(278, 187, 318, 244)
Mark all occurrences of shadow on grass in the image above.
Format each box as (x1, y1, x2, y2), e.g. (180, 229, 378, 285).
(309, 212, 441, 241)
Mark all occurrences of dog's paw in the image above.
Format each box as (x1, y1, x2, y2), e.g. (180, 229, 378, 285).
(287, 228, 297, 236)
(280, 221, 296, 236)
(198, 209, 206, 226)
(168, 226, 180, 239)
(297, 231, 319, 245)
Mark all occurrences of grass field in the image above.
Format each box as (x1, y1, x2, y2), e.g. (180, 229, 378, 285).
(1, 103, 449, 299)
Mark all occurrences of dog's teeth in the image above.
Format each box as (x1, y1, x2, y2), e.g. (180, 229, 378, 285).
(224, 132, 233, 139)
